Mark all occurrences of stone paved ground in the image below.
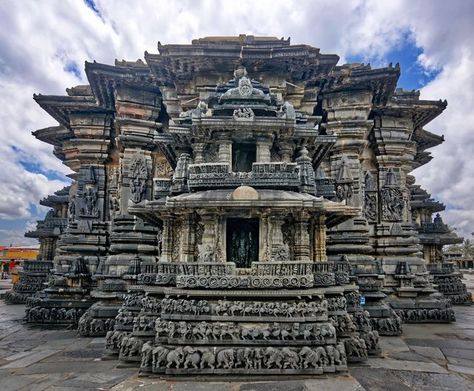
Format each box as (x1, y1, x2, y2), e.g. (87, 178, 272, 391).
(0, 277, 473, 391)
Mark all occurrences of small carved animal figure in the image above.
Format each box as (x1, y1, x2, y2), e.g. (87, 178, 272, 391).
(166, 347, 184, 369)
(200, 348, 216, 369)
(216, 348, 235, 369)
(183, 346, 201, 369)
(152, 346, 170, 369)
(299, 346, 326, 369)
(264, 347, 283, 369)
(282, 347, 300, 369)
(140, 341, 153, 368)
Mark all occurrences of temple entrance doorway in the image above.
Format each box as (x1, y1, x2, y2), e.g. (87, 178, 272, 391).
(226, 218, 259, 268)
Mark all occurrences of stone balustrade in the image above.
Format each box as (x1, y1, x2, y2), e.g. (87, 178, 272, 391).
(187, 162, 301, 190)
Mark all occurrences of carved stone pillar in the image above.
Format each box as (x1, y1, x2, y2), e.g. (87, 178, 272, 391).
(217, 139, 232, 166)
(280, 145, 293, 162)
(180, 213, 196, 262)
(313, 215, 327, 262)
(260, 212, 271, 262)
(160, 215, 174, 263)
(294, 212, 310, 262)
(198, 213, 219, 259)
(256, 138, 272, 163)
(193, 143, 205, 164)
(270, 215, 286, 260)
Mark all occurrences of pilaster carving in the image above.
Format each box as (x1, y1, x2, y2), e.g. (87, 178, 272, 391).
(380, 169, 404, 222)
(363, 171, 377, 223)
(129, 154, 148, 203)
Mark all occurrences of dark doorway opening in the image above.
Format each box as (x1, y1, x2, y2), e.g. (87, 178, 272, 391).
(226, 218, 259, 268)
(232, 143, 256, 172)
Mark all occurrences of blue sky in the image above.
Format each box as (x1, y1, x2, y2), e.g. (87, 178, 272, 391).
(0, 0, 473, 245)
(347, 38, 440, 90)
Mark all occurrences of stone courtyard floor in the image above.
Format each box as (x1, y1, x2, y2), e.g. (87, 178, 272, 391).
(0, 275, 473, 391)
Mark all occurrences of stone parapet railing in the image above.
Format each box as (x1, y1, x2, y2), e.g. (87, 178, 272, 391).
(187, 162, 300, 190)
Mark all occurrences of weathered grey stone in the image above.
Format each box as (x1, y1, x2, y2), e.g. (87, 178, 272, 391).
(365, 358, 448, 373)
(447, 364, 474, 376)
(410, 345, 446, 363)
(240, 381, 305, 391)
(1, 349, 60, 369)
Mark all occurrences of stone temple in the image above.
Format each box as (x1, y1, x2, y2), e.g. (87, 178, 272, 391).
(11, 35, 471, 375)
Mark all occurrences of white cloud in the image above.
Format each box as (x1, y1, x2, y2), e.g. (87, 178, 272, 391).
(0, 0, 473, 243)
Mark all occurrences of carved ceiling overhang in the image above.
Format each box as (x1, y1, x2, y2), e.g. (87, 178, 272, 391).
(128, 190, 359, 228)
(40, 186, 71, 208)
(376, 95, 447, 130)
(145, 39, 340, 87)
(32, 125, 73, 146)
(410, 185, 446, 212)
(413, 150, 433, 168)
(85, 61, 161, 110)
(412, 127, 444, 151)
(324, 64, 400, 106)
(33, 93, 111, 129)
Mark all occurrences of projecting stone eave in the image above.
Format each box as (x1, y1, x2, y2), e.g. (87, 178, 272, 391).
(24, 230, 41, 239)
(40, 186, 71, 208)
(33, 93, 110, 129)
(325, 64, 400, 106)
(145, 36, 340, 86)
(412, 127, 445, 152)
(413, 151, 433, 168)
(190, 35, 292, 47)
(128, 190, 359, 229)
(32, 125, 73, 147)
(409, 184, 446, 211)
(418, 232, 464, 246)
(84, 60, 160, 110)
(380, 93, 447, 129)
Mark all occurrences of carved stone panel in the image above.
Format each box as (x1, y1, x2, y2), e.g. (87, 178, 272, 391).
(364, 171, 377, 223)
(129, 154, 148, 203)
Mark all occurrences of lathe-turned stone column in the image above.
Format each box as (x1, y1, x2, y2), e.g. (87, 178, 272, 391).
(280, 144, 293, 163)
(193, 142, 205, 164)
(294, 211, 311, 262)
(256, 137, 272, 163)
(180, 213, 197, 263)
(269, 214, 286, 260)
(217, 138, 232, 166)
(160, 215, 174, 263)
(312, 215, 327, 263)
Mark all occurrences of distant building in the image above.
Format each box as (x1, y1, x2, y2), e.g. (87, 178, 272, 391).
(0, 246, 39, 262)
